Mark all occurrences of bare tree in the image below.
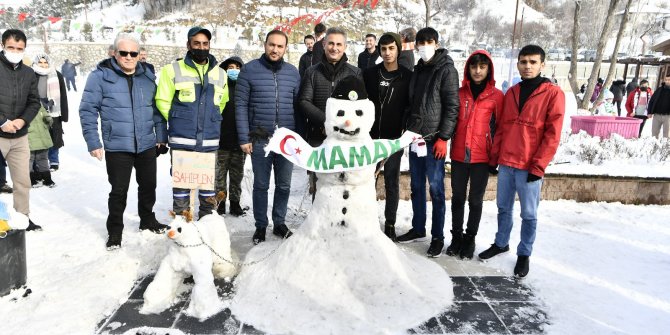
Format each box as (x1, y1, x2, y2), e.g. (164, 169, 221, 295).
(579, 0, 621, 110)
(591, 0, 633, 112)
(568, 1, 583, 105)
(423, 0, 445, 27)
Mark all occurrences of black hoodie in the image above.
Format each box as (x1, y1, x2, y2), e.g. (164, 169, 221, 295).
(0, 52, 40, 138)
(363, 63, 412, 139)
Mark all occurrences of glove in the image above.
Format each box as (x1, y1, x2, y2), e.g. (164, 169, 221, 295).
(44, 115, 53, 127)
(47, 99, 55, 109)
(527, 173, 541, 183)
(488, 165, 498, 175)
(432, 138, 447, 160)
(156, 145, 169, 157)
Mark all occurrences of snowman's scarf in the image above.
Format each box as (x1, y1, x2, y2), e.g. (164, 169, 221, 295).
(265, 128, 424, 173)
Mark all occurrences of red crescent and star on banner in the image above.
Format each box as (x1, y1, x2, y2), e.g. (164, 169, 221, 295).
(279, 135, 301, 155)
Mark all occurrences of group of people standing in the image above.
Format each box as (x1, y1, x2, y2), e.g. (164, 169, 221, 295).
(2, 23, 567, 278)
(0, 29, 71, 232)
(293, 25, 564, 278)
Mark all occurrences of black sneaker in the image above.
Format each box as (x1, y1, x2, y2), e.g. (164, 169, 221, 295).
(50, 164, 59, 171)
(106, 234, 122, 250)
(139, 220, 168, 234)
(427, 238, 444, 258)
(384, 223, 396, 241)
(0, 184, 12, 193)
(445, 230, 463, 256)
(273, 224, 293, 239)
(396, 229, 428, 243)
(514, 256, 530, 278)
(459, 234, 476, 260)
(252, 227, 266, 245)
(26, 219, 42, 231)
(478, 243, 510, 260)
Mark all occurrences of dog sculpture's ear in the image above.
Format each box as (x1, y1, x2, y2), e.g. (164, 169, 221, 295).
(169, 210, 176, 218)
(216, 191, 226, 203)
(180, 210, 194, 222)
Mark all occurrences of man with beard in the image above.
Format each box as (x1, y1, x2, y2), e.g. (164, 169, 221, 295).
(155, 27, 229, 219)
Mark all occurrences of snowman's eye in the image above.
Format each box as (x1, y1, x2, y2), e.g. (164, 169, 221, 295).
(356, 110, 363, 116)
(337, 110, 345, 117)
(177, 227, 182, 233)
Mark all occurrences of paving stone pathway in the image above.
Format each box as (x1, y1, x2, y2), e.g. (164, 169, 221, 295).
(97, 274, 548, 334)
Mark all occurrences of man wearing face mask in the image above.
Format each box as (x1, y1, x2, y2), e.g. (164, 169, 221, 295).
(0, 29, 42, 231)
(155, 27, 229, 220)
(215, 56, 248, 217)
(397, 27, 459, 259)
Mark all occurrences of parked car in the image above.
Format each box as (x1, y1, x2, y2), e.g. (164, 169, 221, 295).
(447, 46, 468, 59)
(547, 48, 565, 61)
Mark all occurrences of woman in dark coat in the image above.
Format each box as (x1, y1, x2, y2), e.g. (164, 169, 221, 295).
(33, 53, 68, 171)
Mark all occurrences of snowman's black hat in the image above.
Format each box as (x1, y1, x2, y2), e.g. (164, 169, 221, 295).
(331, 76, 368, 101)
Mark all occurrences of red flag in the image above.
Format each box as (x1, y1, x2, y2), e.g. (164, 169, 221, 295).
(18, 12, 28, 22)
(48, 16, 61, 24)
(0, 10, 6, 15)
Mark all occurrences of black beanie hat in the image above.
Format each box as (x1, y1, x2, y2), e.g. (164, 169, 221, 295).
(379, 32, 402, 51)
(331, 76, 368, 101)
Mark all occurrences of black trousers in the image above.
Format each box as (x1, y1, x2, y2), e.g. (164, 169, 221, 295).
(633, 115, 648, 137)
(450, 161, 490, 236)
(377, 150, 403, 224)
(105, 149, 157, 236)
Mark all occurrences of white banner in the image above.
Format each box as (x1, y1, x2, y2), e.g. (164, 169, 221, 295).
(264, 128, 424, 173)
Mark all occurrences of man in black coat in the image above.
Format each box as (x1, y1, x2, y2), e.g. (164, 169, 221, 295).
(610, 79, 626, 116)
(357, 33, 379, 69)
(299, 27, 362, 198)
(363, 32, 412, 240)
(396, 27, 459, 258)
(648, 74, 670, 138)
(310, 23, 327, 67)
(298, 34, 315, 78)
(0, 29, 42, 231)
(398, 27, 416, 71)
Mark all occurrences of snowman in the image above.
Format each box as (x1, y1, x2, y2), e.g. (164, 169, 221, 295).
(230, 76, 453, 334)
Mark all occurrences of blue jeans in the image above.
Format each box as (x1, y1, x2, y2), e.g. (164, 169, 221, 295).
(409, 141, 446, 240)
(48, 147, 59, 166)
(494, 165, 542, 256)
(251, 139, 293, 229)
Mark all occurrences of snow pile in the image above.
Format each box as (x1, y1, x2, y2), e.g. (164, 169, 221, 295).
(231, 82, 453, 334)
(552, 131, 670, 166)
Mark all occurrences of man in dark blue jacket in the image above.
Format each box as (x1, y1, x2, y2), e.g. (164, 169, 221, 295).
(80, 33, 168, 250)
(236, 30, 300, 244)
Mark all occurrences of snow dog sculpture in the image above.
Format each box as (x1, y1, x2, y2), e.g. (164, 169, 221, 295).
(140, 206, 238, 320)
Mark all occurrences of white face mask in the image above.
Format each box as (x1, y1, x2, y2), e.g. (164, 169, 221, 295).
(3, 50, 25, 64)
(418, 45, 436, 62)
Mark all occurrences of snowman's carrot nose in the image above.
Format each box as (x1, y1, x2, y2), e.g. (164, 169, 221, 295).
(344, 120, 351, 127)
(168, 230, 176, 239)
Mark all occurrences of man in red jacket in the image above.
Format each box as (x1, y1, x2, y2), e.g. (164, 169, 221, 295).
(478, 45, 565, 278)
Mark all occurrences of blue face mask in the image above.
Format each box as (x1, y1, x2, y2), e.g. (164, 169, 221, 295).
(227, 69, 240, 81)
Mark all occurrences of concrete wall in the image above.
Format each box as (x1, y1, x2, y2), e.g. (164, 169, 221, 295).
(376, 172, 670, 205)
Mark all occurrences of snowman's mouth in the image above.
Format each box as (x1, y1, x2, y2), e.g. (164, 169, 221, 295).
(333, 126, 360, 136)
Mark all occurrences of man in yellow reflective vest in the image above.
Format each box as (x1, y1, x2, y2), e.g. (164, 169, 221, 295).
(155, 27, 229, 219)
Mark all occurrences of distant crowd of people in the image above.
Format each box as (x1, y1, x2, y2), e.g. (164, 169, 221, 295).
(2, 21, 669, 278)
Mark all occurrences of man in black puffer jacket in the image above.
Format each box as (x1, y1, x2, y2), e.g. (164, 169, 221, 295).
(299, 27, 363, 199)
(0, 29, 41, 231)
(397, 27, 459, 258)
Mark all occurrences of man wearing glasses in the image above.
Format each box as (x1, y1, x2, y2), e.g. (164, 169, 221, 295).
(80, 33, 168, 250)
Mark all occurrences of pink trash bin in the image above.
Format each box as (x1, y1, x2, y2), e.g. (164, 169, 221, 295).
(570, 116, 643, 139)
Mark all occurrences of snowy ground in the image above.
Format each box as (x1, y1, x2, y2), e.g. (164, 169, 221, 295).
(0, 78, 669, 334)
